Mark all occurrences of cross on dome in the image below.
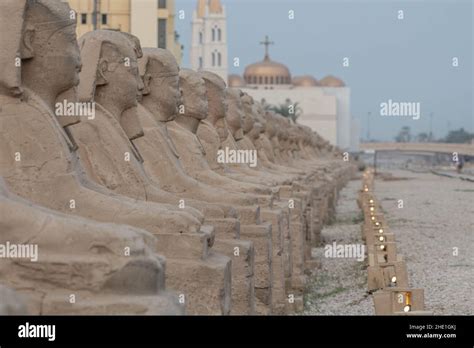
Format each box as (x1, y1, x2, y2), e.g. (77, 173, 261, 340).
(259, 35, 274, 60)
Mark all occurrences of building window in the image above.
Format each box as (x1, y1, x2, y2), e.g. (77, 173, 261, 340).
(264, 76, 268, 84)
(199, 57, 203, 69)
(218, 28, 221, 41)
(158, 18, 167, 48)
(253, 76, 257, 84)
(212, 28, 215, 41)
(158, 0, 167, 9)
(81, 13, 87, 24)
(212, 52, 215, 66)
(270, 76, 273, 84)
(258, 76, 262, 84)
(217, 52, 221, 66)
(101, 14, 108, 25)
(199, 32, 203, 44)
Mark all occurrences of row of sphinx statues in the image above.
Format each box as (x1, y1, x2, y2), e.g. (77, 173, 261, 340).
(0, 0, 354, 315)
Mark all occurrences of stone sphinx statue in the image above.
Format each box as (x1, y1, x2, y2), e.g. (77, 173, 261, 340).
(199, 86, 278, 187)
(268, 113, 296, 165)
(0, 0, 182, 314)
(293, 124, 318, 159)
(0, 177, 181, 314)
(239, 94, 303, 182)
(133, 53, 268, 312)
(246, 99, 352, 301)
(263, 111, 286, 163)
(71, 31, 233, 315)
(72, 30, 210, 225)
(0, 0, 232, 315)
(220, 89, 297, 187)
(166, 69, 286, 312)
(167, 69, 273, 198)
(250, 105, 305, 177)
(179, 71, 303, 313)
(135, 48, 262, 211)
(195, 73, 279, 189)
(0, 0, 201, 240)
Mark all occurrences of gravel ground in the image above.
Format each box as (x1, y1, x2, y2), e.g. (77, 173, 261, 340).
(302, 178, 374, 315)
(302, 169, 473, 315)
(374, 170, 474, 315)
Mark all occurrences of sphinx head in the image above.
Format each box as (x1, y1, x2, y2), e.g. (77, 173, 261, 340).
(224, 88, 245, 141)
(199, 71, 230, 142)
(297, 124, 312, 147)
(251, 100, 268, 139)
(139, 48, 180, 122)
(263, 111, 277, 138)
(254, 101, 267, 126)
(239, 93, 256, 135)
(248, 121, 263, 142)
(0, 0, 81, 102)
(178, 68, 208, 121)
(78, 30, 144, 140)
(288, 125, 301, 151)
(274, 114, 291, 148)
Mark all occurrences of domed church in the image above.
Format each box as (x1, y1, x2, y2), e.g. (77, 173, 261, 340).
(226, 35, 357, 151)
(229, 35, 346, 91)
(189, 0, 358, 151)
(242, 36, 292, 87)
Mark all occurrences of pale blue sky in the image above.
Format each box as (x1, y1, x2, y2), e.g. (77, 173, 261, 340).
(175, 0, 473, 141)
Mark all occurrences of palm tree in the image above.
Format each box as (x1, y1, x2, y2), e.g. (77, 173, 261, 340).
(269, 98, 303, 123)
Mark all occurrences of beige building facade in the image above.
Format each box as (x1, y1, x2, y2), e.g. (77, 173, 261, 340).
(68, 0, 183, 64)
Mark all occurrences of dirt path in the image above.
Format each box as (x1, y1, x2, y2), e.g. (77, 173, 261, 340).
(303, 178, 374, 315)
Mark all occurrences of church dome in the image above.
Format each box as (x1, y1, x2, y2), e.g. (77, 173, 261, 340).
(292, 75, 319, 87)
(243, 35, 291, 86)
(319, 75, 345, 87)
(228, 74, 246, 87)
(243, 57, 291, 85)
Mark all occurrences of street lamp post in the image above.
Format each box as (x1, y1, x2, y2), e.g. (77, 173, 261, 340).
(429, 112, 434, 141)
(367, 111, 371, 142)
